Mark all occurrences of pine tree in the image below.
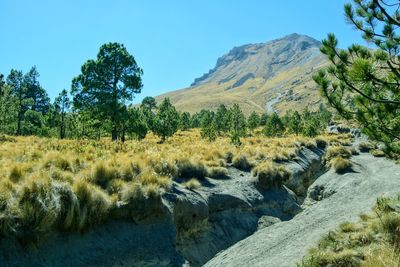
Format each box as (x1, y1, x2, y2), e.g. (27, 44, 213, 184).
(229, 104, 246, 145)
(287, 111, 302, 135)
(54, 89, 71, 139)
(247, 111, 261, 131)
(72, 42, 143, 141)
(153, 98, 179, 142)
(180, 112, 191, 131)
(313, 0, 400, 150)
(259, 113, 269, 126)
(215, 104, 230, 133)
(127, 107, 148, 140)
(264, 112, 284, 137)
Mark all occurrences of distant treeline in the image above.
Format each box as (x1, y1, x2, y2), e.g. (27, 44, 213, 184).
(0, 42, 333, 144)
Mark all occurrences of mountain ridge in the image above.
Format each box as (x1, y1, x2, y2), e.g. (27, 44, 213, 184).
(155, 33, 329, 115)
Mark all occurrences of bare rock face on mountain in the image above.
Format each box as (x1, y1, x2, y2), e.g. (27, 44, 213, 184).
(156, 33, 328, 115)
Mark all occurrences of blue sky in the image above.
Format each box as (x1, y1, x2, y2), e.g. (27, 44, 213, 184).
(0, 0, 364, 103)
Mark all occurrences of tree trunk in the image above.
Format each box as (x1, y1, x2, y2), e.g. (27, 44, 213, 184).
(111, 126, 118, 141)
(16, 110, 22, 135)
(60, 113, 65, 139)
(121, 128, 126, 142)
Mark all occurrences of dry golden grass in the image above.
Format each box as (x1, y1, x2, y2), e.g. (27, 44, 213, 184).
(0, 130, 352, 241)
(331, 157, 353, 174)
(183, 178, 201, 190)
(299, 196, 400, 267)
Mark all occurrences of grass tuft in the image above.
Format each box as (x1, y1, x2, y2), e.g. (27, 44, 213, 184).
(331, 157, 353, 174)
(253, 161, 291, 189)
(183, 178, 201, 190)
(232, 153, 253, 171)
(207, 167, 229, 179)
(176, 158, 208, 179)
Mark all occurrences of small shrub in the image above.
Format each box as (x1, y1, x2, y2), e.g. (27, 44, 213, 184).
(55, 157, 73, 172)
(44, 154, 73, 172)
(152, 159, 178, 177)
(359, 142, 375, 153)
(9, 165, 24, 183)
(350, 147, 360, 155)
(92, 163, 116, 188)
(232, 153, 253, 171)
(224, 151, 234, 163)
(339, 222, 359, 233)
(121, 182, 146, 204)
(183, 178, 201, 190)
(53, 182, 79, 230)
(363, 244, 400, 267)
(18, 177, 62, 241)
(207, 167, 229, 179)
(381, 212, 400, 248)
(331, 157, 353, 174)
(305, 140, 317, 150)
(325, 146, 352, 161)
(370, 149, 385, 157)
(0, 183, 19, 237)
(50, 169, 74, 184)
(315, 138, 328, 149)
(73, 179, 112, 230)
(120, 162, 141, 181)
(299, 249, 360, 267)
(107, 179, 127, 196)
(176, 158, 208, 179)
(253, 161, 291, 189)
(137, 170, 171, 190)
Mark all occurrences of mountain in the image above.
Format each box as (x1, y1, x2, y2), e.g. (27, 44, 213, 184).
(155, 33, 329, 115)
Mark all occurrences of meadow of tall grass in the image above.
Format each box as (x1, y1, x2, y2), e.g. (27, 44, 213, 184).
(0, 130, 351, 243)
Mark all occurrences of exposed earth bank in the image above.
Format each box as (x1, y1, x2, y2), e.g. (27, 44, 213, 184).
(2, 140, 400, 267)
(205, 153, 400, 267)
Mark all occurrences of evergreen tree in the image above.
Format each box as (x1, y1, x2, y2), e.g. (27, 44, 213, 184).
(7, 69, 28, 135)
(141, 96, 157, 130)
(127, 107, 148, 140)
(313, 0, 400, 149)
(201, 119, 217, 142)
(0, 84, 18, 134)
(0, 73, 5, 95)
(72, 42, 143, 141)
(180, 112, 191, 131)
(24, 66, 50, 114)
(264, 112, 284, 137)
(153, 98, 179, 142)
(287, 111, 302, 135)
(190, 113, 201, 128)
(215, 104, 230, 133)
(247, 111, 260, 131)
(229, 104, 246, 145)
(54, 89, 71, 139)
(259, 113, 269, 126)
(22, 110, 46, 136)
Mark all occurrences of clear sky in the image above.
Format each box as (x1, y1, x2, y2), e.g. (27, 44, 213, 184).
(0, 0, 365, 103)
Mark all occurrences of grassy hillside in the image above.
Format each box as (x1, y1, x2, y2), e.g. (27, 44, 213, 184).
(155, 34, 329, 116)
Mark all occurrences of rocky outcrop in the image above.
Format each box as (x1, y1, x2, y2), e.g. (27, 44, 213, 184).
(204, 152, 400, 267)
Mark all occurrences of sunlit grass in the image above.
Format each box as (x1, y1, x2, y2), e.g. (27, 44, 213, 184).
(0, 130, 352, 242)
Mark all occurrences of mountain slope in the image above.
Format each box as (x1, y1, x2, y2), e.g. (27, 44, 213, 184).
(155, 33, 329, 115)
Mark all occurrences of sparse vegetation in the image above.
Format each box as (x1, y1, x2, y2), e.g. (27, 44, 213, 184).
(253, 161, 292, 189)
(299, 195, 400, 267)
(331, 157, 353, 174)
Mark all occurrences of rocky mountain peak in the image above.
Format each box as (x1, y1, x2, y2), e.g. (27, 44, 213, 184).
(191, 34, 322, 87)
